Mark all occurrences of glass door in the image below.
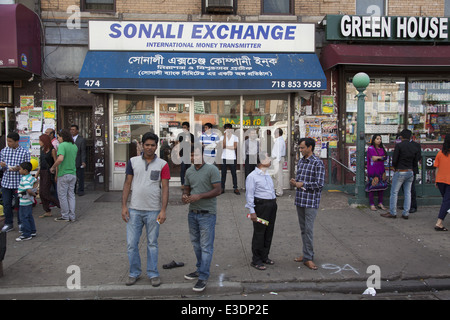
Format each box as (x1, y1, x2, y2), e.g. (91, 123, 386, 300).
(156, 99, 193, 183)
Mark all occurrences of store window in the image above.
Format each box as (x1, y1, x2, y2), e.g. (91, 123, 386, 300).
(0, 85, 12, 106)
(158, 100, 190, 177)
(346, 76, 450, 145)
(243, 95, 288, 158)
(408, 79, 450, 142)
(193, 94, 288, 164)
(346, 77, 405, 144)
(112, 95, 154, 173)
(194, 96, 239, 163)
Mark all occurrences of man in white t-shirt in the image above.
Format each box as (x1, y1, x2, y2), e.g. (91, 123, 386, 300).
(220, 123, 239, 195)
(271, 128, 286, 197)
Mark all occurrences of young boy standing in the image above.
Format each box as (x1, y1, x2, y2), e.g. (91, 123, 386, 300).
(16, 162, 37, 242)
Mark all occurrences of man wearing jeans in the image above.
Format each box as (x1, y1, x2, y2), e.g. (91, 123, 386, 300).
(121, 132, 170, 287)
(382, 129, 420, 219)
(50, 129, 78, 222)
(182, 145, 221, 292)
(289, 138, 325, 271)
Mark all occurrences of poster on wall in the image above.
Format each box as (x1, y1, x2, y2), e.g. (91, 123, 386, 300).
(28, 110, 42, 132)
(16, 98, 57, 171)
(321, 96, 335, 115)
(300, 115, 339, 158)
(20, 96, 34, 111)
(43, 100, 56, 119)
(117, 124, 131, 143)
(348, 146, 357, 173)
(303, 117, 322, 157)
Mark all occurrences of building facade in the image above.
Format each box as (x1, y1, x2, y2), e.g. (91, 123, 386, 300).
(0, 0, 448, 195)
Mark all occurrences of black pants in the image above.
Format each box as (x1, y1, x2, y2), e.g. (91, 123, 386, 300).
(245, 155, 257, 179)
(221, 159, 238, 190)
(252, 198, 277, 265)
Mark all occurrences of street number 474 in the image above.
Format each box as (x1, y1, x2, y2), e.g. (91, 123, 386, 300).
(84, 80, 100, 87)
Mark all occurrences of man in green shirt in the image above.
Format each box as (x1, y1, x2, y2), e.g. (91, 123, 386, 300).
(182, 145, 221, 292)
(50, 129, 78, 222)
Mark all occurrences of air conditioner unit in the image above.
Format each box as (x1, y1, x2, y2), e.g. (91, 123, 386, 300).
(205, 0, 234, 13)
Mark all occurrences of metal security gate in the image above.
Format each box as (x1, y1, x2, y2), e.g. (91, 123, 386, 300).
(61, 106, 94, 182)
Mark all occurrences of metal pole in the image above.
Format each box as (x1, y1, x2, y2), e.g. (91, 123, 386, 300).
(352, 73, 370, 203)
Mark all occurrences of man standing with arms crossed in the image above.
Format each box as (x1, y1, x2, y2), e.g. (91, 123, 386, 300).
(122, 132, 170, 287)
(289, 138, 325, 270)
(182, 145, 221, 292)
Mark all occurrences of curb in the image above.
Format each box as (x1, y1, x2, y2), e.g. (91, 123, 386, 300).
(0, 281, 243, 300)
(1, 278, 450, 300)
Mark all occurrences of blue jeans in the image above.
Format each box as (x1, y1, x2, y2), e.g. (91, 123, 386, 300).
(389, 171, 414, 217)
(126, 209, 160, 279)
(188, 212, 216, 281)
(19, 205, 35, 237)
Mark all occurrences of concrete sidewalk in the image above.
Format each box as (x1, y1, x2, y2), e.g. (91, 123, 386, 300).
(0, 187, 449, 299)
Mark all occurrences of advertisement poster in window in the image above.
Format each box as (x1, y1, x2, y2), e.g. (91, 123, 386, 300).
(321, 95, 335, 115)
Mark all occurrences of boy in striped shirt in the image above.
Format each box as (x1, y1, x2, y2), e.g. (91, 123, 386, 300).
(16, 162, 37, 242)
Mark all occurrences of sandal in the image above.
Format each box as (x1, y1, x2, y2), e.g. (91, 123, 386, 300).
(162, 260, 185, 269)
(251, 263, 266, 271)
(39, 212, 53, 218)
(434, 226, 448, 231)
(370, 205, 377, 211)
(377, 204, 387, 210)
(294, 256, 304, 262)
(303, 260, 318, 270)
(263, 259, 274, 265)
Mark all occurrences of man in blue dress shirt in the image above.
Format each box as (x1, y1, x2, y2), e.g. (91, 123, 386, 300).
(245, 153, 277, 271)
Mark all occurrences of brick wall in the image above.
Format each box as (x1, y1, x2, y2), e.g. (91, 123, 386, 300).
(41, 0, 447, 18)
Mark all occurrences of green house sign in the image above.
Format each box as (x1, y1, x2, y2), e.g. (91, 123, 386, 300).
(326, 14, 449, 42)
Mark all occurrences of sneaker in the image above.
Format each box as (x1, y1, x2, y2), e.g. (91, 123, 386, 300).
(16, 235, 32, 242)
(1, 225, 13, 233)
(151, 277, 161, 287)
(193, 279, 207, 292)
(54, 217, 69, 222)
(125, 276, 140, 286)
(184, 271, 199, 280)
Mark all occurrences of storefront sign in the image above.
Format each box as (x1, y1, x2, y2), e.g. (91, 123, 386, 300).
(220, 116, 265, 128)
(326, 15, 449, 42)
(79, 51, 326, 91)
(89, 21, 315, 52)
(113, 114, 154, 125)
